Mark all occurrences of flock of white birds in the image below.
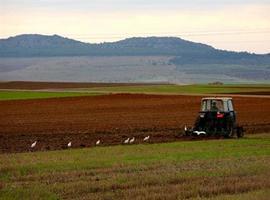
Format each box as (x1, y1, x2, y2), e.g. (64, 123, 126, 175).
(30, 136, 150, 149)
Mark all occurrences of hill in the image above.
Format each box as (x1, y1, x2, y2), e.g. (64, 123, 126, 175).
(0, 34, 269, 61)
(0, 34, 216, 57)
(0, 34, 269, 83)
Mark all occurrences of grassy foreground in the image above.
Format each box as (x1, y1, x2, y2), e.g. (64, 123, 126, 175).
(0, 134, 270, 200)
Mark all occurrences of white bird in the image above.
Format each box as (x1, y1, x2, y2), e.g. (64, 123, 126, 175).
(184, 125, 187, 132)
(67, 142, 72, 148)
(194, 131, 206, 136)
(143, 136, 150, 141)
(31, 141, 37, 148)
(96, 140, 100, 145)
(129, 137, 135, 144)
(124, 138, 130, 144)
(200, 131, 207, 135)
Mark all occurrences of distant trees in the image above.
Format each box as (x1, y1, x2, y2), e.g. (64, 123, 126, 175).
(208, 82, 224, 86)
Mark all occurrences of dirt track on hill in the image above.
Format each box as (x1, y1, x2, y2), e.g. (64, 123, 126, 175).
(1, 94, 270, 153)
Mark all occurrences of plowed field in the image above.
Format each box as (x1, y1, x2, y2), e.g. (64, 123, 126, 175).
(1, 94, 270, 153)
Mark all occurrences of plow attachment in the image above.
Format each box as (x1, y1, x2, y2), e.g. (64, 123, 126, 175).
(184, 125, 244, 138)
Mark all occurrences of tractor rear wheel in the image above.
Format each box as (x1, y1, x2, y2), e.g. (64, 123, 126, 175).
(225, 118, 235, 138)
(236, 127, 244, 138)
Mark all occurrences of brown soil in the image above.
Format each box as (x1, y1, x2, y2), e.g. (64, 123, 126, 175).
(232, 91, 270, 95)
(0, 81, 168, 90)
(0, 94, 270, 153)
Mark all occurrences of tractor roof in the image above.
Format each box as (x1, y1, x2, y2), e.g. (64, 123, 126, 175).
(202, 97, 232, 101)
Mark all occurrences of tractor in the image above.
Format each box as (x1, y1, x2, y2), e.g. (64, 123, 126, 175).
(185, 97, 244, 138)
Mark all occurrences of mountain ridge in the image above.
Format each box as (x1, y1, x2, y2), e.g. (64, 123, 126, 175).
(0, 34, 270, 66)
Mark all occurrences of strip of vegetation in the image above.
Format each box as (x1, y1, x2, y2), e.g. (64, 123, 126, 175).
(86, 84, 270, 94)
(1, 84, 270, 100)
(0, 91, 101, 100)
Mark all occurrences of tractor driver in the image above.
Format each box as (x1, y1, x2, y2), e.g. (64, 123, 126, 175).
(211, 101, 219, 112)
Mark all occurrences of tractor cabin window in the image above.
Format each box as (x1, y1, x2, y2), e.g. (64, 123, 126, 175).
(228, 100, 234, 111)
(201, 100, 224, 112)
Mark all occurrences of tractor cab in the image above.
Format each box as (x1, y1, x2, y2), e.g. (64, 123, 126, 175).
(185, 97, 243, 138)
(201, 98, 234, 113)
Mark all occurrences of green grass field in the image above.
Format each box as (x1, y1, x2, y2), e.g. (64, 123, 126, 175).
(1, 134, 270, 200)
(1, 84, 270, 100)
(85, 84, 270, 94)
(0, 91, 100, 100)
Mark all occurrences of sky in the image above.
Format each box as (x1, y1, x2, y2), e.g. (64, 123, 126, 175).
(0, 0, 270, 53)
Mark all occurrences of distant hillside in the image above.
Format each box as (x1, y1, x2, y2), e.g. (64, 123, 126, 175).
(0, 34, 92, 57)
(0, 34, 270, 83)
(0, 34, 269, 66)
(0, 34, 215, 57)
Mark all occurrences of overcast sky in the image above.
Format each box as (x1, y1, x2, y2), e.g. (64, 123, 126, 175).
(1, 0, 269, 53)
